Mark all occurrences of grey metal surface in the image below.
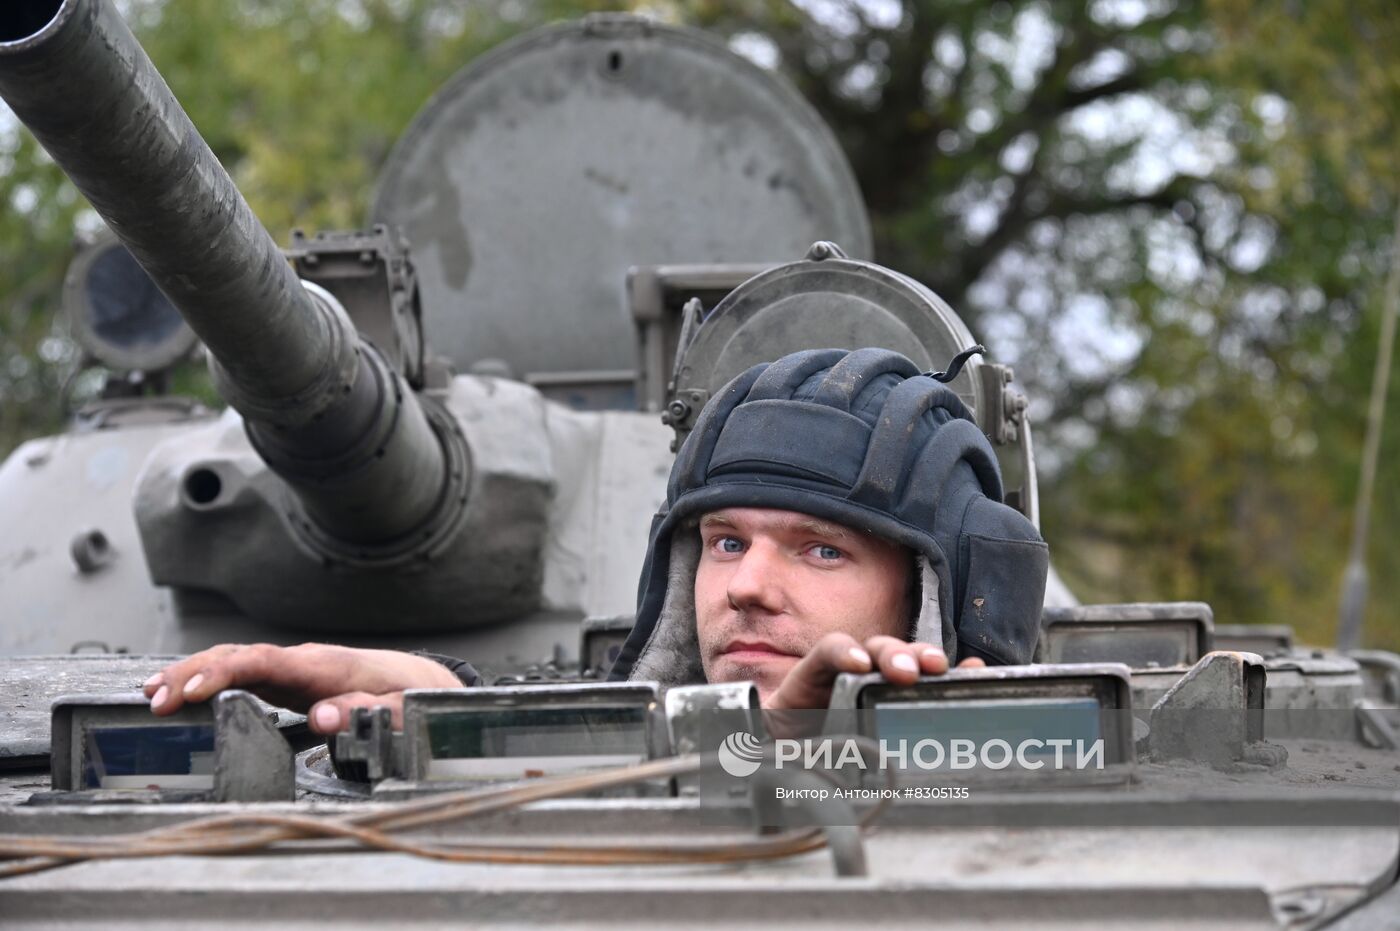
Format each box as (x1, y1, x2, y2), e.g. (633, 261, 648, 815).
(0, 875, 1284, 929)
(1259, 656, 1367, 742)
(0, 400, 671, 657)
(664, 682, 760, 757)
(1324, 869, 1400, 930)
(1355, 701, 1400, 750)
(331, 707, 398, 783)
(0, 422, 189, 656)
(0, 656, 175, 767)
(372, 15, 872, 387)
(2, 791, 1398, 927)
(1130, 654, 1368, 744)
(286, 227, 426, 389)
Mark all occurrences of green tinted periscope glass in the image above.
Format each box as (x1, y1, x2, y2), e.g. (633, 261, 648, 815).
(424, 706, 648, 780)
(872, 697, 1103, 751)
(81, 724, 216, 790)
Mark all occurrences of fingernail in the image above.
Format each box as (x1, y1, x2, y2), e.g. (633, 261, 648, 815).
(313, 705, 341, 732)
(921, 646, 946, 659)
(849, 647, 872, 667)
(183, 673, 204, 696)
(891, 653, 919, 673)
(143, 673, 162, 689)
(150, 685, 169, 709)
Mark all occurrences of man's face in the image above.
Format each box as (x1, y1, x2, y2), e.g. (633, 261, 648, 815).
(694, 507, 911, 700)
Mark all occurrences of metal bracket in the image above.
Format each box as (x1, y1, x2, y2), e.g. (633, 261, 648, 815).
(662, 388, 710, 451)
(579, 614, 636, 678)
(1355, 700, 1400, 750)
(748, 765, 868, 877)
(287, 225, 425, 387)
(331, 706, 400, 783)
(664, 681, 761, 797)
(627, 262, 769, 418)
(213, 691, 297, 802)
(1148, 651, 1276, 769)
(1347, 649, 1400, 705)
(975, 361, 1039, 525)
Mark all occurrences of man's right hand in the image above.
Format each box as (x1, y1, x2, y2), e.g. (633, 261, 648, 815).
(142, 643, 465, 735)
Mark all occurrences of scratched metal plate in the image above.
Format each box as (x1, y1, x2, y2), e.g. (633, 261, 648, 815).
(0, 655, 175, 767)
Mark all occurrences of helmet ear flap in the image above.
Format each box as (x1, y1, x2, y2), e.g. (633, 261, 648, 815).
(908, 556, 954, 655)
(625, 530, 707, 685)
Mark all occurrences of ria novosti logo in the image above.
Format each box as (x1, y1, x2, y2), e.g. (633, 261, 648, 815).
(717, 731, 764, 777)
(716, 730, 1106, 775)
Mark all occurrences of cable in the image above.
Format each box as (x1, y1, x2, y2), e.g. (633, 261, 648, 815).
(0, 753, 852, 878)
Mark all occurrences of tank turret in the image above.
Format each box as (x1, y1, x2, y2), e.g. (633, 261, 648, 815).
(0, 0, 548, 648)
(0, 1, 932, 662)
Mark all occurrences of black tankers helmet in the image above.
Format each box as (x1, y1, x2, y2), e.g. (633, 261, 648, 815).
(609, 347, 1049, 685)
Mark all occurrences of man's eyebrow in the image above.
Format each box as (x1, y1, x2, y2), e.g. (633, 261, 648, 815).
(698, 512, 851, 540)
(790, 517, 849, 540)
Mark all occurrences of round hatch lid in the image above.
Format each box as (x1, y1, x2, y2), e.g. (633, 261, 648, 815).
(670, 244, 988, 441)
(372, 15, 871, 385)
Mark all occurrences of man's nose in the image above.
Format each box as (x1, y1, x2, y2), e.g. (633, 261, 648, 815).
(726, 541, 786, 614)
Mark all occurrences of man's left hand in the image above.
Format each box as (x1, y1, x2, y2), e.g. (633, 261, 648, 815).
(761, 633, 984, 711)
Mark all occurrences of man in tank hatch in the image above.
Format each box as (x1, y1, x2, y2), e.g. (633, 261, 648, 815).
(142, 348, 1049, 731)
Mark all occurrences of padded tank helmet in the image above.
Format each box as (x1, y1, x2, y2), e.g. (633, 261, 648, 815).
(610, 347, 1049, 685)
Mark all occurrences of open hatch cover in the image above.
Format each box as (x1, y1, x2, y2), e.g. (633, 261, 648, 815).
(372, 15, 871, 390)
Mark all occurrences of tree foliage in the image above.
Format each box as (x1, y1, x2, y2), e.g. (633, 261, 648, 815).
(680, 0, 1398, 648)
(0, 0, 1395, 647)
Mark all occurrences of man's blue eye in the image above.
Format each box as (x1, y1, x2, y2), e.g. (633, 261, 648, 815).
(815, 545, 842, 560)
(719, 537, 744, 553)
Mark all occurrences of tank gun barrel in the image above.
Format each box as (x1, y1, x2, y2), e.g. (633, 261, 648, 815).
(0, 0, 452, 546)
